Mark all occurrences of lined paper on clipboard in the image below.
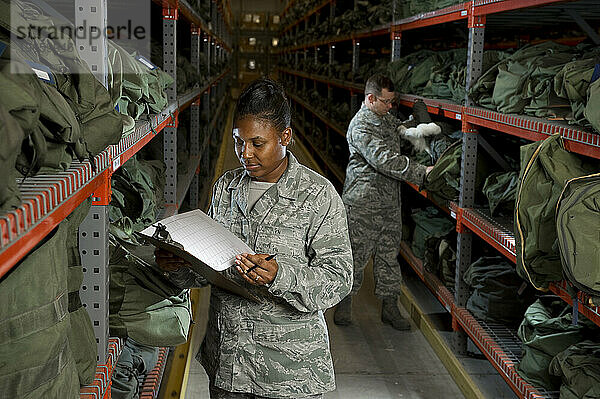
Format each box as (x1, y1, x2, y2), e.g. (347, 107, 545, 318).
(140, 209, 254, 271)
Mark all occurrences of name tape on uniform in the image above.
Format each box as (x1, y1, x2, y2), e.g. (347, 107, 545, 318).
(25, 60, 56, 85)
(136, 55, 157, 70)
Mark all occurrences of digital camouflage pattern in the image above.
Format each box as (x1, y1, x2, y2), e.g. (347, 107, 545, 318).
(176, 152, 353, 398)
(345, 205, 402, 298)
(342, 103, 427, 298)
(342, 103, 427, 209)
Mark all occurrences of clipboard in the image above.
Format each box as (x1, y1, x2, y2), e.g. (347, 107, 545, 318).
(136, 210, 259, 302)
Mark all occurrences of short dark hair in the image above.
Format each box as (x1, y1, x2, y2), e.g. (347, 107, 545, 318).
(364, 73, 395, 96)
(234, 78, 291, 133)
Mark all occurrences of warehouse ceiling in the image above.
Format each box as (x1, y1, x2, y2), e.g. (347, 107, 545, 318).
(231, 0, 284, 14)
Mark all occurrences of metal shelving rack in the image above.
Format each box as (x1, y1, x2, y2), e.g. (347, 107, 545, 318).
(277, 1, 600, 397)
(0, 0, 232, 397)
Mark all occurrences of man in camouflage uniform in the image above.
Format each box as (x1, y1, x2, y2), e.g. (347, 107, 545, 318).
(334, 73, 433, 330)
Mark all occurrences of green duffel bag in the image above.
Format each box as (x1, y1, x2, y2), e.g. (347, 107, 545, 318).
(109, 244, 191, 347)
(464, 256, 532, 326)
(491, 42, 572, 115)
(0, 104, 24, 212)
(482, 171, 519, 216)
(2, 2, 123, 158)
(517, 297, 593, 391)
(522, 52, 574, 119)
(0, 46, 82, 175)
(110, 156, 166, 232)
(549, 340, 600, 399)
(515, 135, 599, 290)
(423, 138, 493, 205)
(438, 239, 456, 289)
(556, 173, 600, 301)
(554, 58, 597, 125)
(423, 140, 463, 203)
(410, 206, 455, 269)
(584, 70, 600, 133)
(0, 222, 79, 398)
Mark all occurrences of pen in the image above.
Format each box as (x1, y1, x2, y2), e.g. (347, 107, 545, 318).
(246, 254, 276, 274)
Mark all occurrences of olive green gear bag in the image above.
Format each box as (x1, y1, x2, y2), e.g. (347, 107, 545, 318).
(423, 138, 493, 206)
(109, 244, 191, 347)
(549, 340, 600, 399)
(463, 256, 532, 326)
(0, 221, 79, 399)
(515, 134, 599, 291)
(110, 156, 166, 233)
(516, 297, 593, 391)
(556, 173, 600, 301)
(482, 170, 519, 216)
(584, 70, 600, 133)
(0, 104, 25, 212)
(410, 206, 455, 271)
(554, 58, 597, 125)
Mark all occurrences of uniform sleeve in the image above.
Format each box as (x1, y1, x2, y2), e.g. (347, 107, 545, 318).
(267, 184, 353, 312)
(166, 176, 228, 289)
(348, 124, 427, 185)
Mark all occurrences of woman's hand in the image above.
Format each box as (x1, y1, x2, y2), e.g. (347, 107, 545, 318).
(154, 248, 190, 272)
(235, 253, 278, 287)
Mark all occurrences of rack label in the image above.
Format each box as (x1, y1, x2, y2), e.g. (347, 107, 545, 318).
(450, 211, 456, 219)
(113, 156, 121, 171)
(455, 113, 462, 120)
(461, 10, 467, 16)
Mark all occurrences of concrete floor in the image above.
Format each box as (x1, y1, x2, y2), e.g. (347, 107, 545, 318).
(182, 127, 469, 399)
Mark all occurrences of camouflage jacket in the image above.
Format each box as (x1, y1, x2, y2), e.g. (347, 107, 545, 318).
(342, 103, 427, 209)
(200, 152, 353, 397)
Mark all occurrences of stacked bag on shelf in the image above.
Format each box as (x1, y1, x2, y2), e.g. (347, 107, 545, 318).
(409, 206, 456, 289)
(108, 40, 174, 124)
(403, 0, 464, 16)
(555, 172, 600, 302)
(0, 206, 84, 398)
(463, 256, 533, 327)
(0, 198, 101, 396)
(282, 0, 396, 47)
(0, 0, 126, 214)
(515, 134, 600, 291)
(0, 2, 180, 396)
(387, 48, 509, 105)
(469, 41, 600, 132)
(550, 340, 600, 398)
(517, 296, 600, 393)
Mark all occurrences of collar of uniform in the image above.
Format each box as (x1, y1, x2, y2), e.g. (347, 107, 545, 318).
(359, 103, 382, 126)
(226, 151, 301, 202)
(275, 151, 302, 201)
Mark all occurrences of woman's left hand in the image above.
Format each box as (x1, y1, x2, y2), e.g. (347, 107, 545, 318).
(235, 253, 278, 287)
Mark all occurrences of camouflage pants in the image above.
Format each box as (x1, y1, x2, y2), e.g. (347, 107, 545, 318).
(345, 205, 403, 299)
(209, 382, 323, 399)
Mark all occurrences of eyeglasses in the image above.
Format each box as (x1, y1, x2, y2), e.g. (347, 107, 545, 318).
(375, 96, 394, 105)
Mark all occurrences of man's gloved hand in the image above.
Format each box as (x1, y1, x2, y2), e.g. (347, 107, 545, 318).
(397, 122, 442, 154)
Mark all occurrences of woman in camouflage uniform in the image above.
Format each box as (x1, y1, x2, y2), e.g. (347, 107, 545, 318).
(156, 78, 353, 398)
